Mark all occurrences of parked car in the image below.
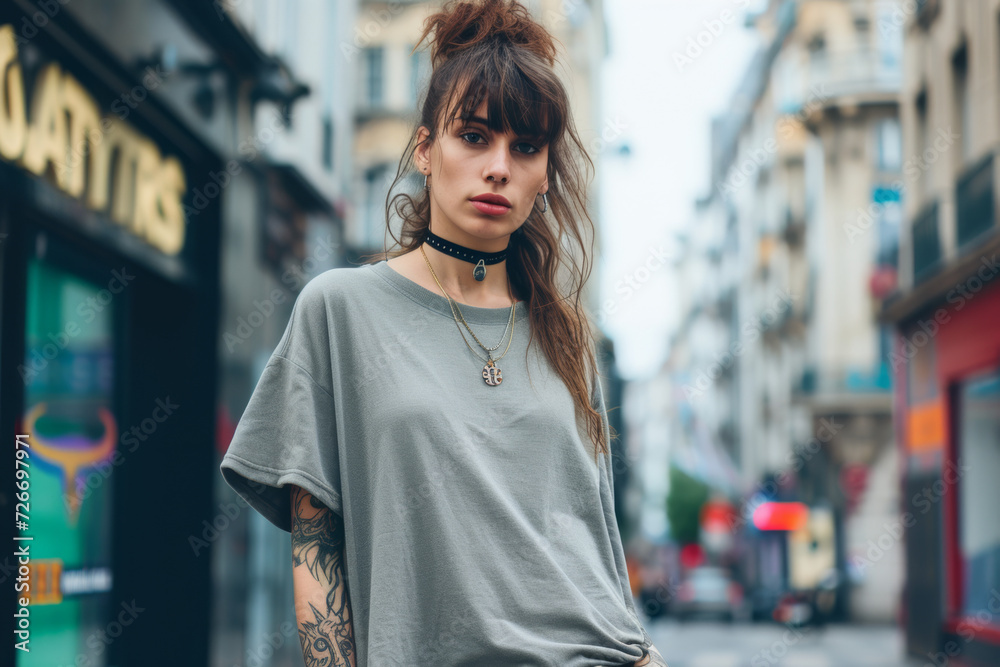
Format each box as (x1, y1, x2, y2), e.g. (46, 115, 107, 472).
(671, 566, 743, 622)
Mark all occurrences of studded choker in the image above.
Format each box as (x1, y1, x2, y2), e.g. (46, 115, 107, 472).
(423, 229, 509, 281)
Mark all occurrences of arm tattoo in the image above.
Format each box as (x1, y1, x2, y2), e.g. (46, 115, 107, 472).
(292, 487, 356, 667)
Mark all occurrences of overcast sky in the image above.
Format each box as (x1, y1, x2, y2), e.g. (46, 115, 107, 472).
(598, 0, 762, 379)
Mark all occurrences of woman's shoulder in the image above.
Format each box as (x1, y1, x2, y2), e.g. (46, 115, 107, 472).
(296, 262, 381, 310)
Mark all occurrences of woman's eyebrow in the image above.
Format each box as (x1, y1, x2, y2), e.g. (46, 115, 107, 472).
(457, 116, 545, 141)
(457, 114, 490, 126)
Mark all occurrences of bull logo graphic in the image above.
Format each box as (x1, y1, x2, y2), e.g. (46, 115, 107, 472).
(24, 403, 117, 527)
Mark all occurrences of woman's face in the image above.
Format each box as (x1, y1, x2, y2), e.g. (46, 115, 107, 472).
(416, 101, 549, 250)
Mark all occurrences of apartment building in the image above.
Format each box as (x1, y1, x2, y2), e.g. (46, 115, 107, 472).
(882, 1, 1000, 664)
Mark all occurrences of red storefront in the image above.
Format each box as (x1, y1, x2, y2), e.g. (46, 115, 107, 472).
(887, 248, 1000, 667)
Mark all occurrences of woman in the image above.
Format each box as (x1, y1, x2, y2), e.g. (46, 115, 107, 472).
(220, 1, 667, 665)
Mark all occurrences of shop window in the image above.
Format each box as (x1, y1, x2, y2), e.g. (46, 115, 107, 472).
(21, 256, 117, 665)
(957, 368, 1000, 618)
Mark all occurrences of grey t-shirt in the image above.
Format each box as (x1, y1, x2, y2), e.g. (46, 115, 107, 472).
(219, 258, 654, 666)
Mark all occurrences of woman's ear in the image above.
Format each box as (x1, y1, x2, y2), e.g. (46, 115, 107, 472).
(415, 126, 432, 173)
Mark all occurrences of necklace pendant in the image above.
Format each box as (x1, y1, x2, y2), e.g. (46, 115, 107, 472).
(473, 259, 486, 281)
(482, 358, 503, 386)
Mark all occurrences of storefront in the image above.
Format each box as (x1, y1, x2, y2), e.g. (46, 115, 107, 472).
(888, 252, 1000, 667)
(0, 5, 220, 665)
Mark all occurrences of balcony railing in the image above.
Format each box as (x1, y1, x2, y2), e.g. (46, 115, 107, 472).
(912, 200, 942, 284)
(955, 152, 995, 249)
(793, 364, 892, 398)
(807, 46, 902, 102)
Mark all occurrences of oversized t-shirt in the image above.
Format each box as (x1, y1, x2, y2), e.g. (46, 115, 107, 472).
(219, 258, 655, 667)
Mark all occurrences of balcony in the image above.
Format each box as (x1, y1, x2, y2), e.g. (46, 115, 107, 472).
(955, 152, 996, 249)
(807, 46, 902, 105)
(792, 365, 893, 411)
(911, 200, 942, 284)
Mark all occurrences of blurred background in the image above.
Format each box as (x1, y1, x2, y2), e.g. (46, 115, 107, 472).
(1, 0, 998, 665)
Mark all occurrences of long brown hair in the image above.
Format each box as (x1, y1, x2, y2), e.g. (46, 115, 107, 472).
(359, 0, 613, 462)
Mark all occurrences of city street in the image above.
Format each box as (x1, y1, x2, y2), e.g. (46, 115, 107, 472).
(646, 619, 923, 667)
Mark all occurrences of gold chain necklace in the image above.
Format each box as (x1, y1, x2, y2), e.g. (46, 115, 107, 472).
(419, 243, 517, 386)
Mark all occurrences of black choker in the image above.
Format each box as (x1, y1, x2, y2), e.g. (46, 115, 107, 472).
(423, 229, 509, 281)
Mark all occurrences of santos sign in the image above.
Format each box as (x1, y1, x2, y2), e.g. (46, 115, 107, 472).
(0, 24, 187, 255)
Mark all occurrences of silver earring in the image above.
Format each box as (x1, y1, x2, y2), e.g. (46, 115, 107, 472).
(538, 192, 548, 213)
(424, 173, 429, 191)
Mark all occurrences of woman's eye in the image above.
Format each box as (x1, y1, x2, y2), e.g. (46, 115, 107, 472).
(460, 132, 540, 155)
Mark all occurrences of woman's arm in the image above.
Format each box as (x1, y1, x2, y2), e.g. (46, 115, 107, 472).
(291, 485, 356, 667)
(633, 643, 668, 666)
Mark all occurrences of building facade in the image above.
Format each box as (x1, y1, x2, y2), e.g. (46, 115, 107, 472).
(0, 0, 351, 665)
(884, 1, 1000, 664)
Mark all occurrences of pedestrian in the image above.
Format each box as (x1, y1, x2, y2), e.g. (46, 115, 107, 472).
(220, 1, 666, 665)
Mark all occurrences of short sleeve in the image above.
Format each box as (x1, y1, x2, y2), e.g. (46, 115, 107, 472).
(219, 277, 342, 533)
(594, 369, 656, 651)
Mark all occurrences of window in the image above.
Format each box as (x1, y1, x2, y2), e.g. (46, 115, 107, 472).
(23, 256, 117, 663)
(952, 43, 972, 163)
(875, 118, 902, 172)
(956, 368, 1000, 619)
(915, 88, 930, 193)
(409, 46, 431, 110)
(873, 184, 901, 267)
(363, 47, 384, 109)
(363, 164, 393, 247)
(321, 115, 334, 171)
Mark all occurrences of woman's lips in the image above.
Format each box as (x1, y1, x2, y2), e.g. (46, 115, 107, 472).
(470, 200, 511, 216)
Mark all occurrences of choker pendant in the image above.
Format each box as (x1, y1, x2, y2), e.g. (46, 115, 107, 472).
(482, 354, 503, 386)
(474, 259, 486, 281)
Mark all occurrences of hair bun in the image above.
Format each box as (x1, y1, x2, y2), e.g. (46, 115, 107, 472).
(418, 0, 558, 68)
